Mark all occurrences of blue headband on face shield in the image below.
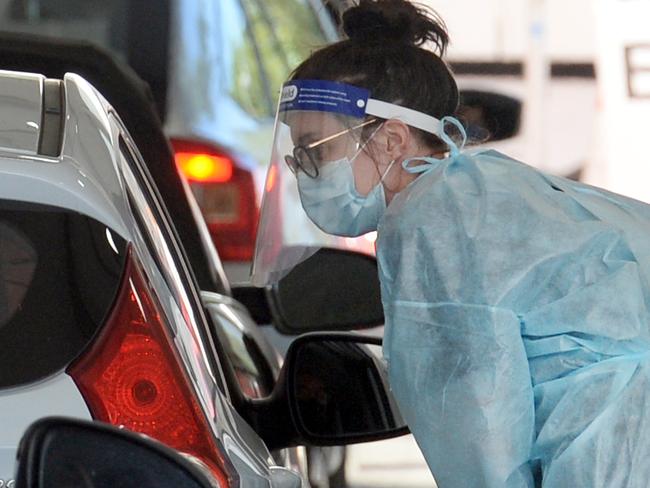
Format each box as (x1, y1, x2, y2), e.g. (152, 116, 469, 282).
(279, 79, 447, 137)
(401, 116, 468, 174)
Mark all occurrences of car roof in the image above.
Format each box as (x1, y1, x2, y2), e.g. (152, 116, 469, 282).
(0, 70, 132, 239)
(0, 31, 224, 294)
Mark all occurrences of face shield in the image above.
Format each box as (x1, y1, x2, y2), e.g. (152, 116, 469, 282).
(250, 79, 443, 286)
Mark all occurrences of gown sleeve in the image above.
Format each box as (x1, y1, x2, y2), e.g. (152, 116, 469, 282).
(384, 300, 536, 488)
(377, 154, 537, 487)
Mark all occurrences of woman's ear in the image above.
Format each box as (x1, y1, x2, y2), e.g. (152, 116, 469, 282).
(381, 119, 413, 160)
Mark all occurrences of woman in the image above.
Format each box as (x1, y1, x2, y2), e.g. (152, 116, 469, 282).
(252, 1, 650, 486)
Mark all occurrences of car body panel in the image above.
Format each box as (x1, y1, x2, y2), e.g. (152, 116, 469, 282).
(0, 374, 90, 479)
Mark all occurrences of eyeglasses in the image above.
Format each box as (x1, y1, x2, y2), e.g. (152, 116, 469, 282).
(285, 118, 378, 179)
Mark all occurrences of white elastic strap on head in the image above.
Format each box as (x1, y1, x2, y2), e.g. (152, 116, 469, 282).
(365, 99, 441, 136)
(380, 158, 398, 183)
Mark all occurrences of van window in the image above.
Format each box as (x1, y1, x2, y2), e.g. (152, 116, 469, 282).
(232, 0, 329, 119)
(0, 0, 171, 118)
(0, 0, 129, 61)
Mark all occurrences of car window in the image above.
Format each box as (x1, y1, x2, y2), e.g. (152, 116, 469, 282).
(0, 199, 126, 388)
(231, 0, 329, 119)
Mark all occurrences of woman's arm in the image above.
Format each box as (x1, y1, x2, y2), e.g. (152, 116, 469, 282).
(385, 301, 535, 488)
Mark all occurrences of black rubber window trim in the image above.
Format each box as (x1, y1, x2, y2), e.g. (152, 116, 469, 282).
(37, 78, 65, 157)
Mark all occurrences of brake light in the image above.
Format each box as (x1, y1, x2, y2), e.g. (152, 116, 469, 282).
(176, 152, 233, 183)
(171, 138, 259, 261)
(68, 247, 233, 487)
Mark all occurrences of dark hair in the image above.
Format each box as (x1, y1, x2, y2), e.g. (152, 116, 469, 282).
(291, 0, 459, 150)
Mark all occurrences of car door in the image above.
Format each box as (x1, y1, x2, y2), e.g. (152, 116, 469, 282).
(116, 123, 306, 488)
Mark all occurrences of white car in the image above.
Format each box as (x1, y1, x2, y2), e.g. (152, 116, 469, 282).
(0, 69, 405, 487)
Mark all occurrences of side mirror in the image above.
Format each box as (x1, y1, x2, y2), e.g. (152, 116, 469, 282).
(234, 248, 384, 334)
(457, 89, 522, 142)
(246, 333, 408, 450)
(288, 333, 407, 445)
(15, 417, 215, 488)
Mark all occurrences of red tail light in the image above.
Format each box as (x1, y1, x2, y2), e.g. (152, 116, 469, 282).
(176, 152, 234, 183)
(171, 138, 259, 261)
(68, 247, 233, 487)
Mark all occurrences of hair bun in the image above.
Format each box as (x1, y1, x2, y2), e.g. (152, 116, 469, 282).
(342, 0, 450, 54)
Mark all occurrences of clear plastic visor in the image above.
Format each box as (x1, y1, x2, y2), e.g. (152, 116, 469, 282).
(250, 107, 378, 287)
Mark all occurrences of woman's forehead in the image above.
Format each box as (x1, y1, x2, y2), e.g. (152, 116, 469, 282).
(286, 112, 360, 147)
(285, 111, 345, 131)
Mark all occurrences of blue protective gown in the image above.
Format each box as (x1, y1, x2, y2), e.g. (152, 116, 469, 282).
(378, 149, 650, 487)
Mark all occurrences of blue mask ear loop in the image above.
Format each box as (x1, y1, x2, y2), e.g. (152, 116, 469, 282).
(402, 116, 467, 174)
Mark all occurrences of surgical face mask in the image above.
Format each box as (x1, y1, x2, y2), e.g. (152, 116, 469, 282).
(297, 153, 396, 237)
